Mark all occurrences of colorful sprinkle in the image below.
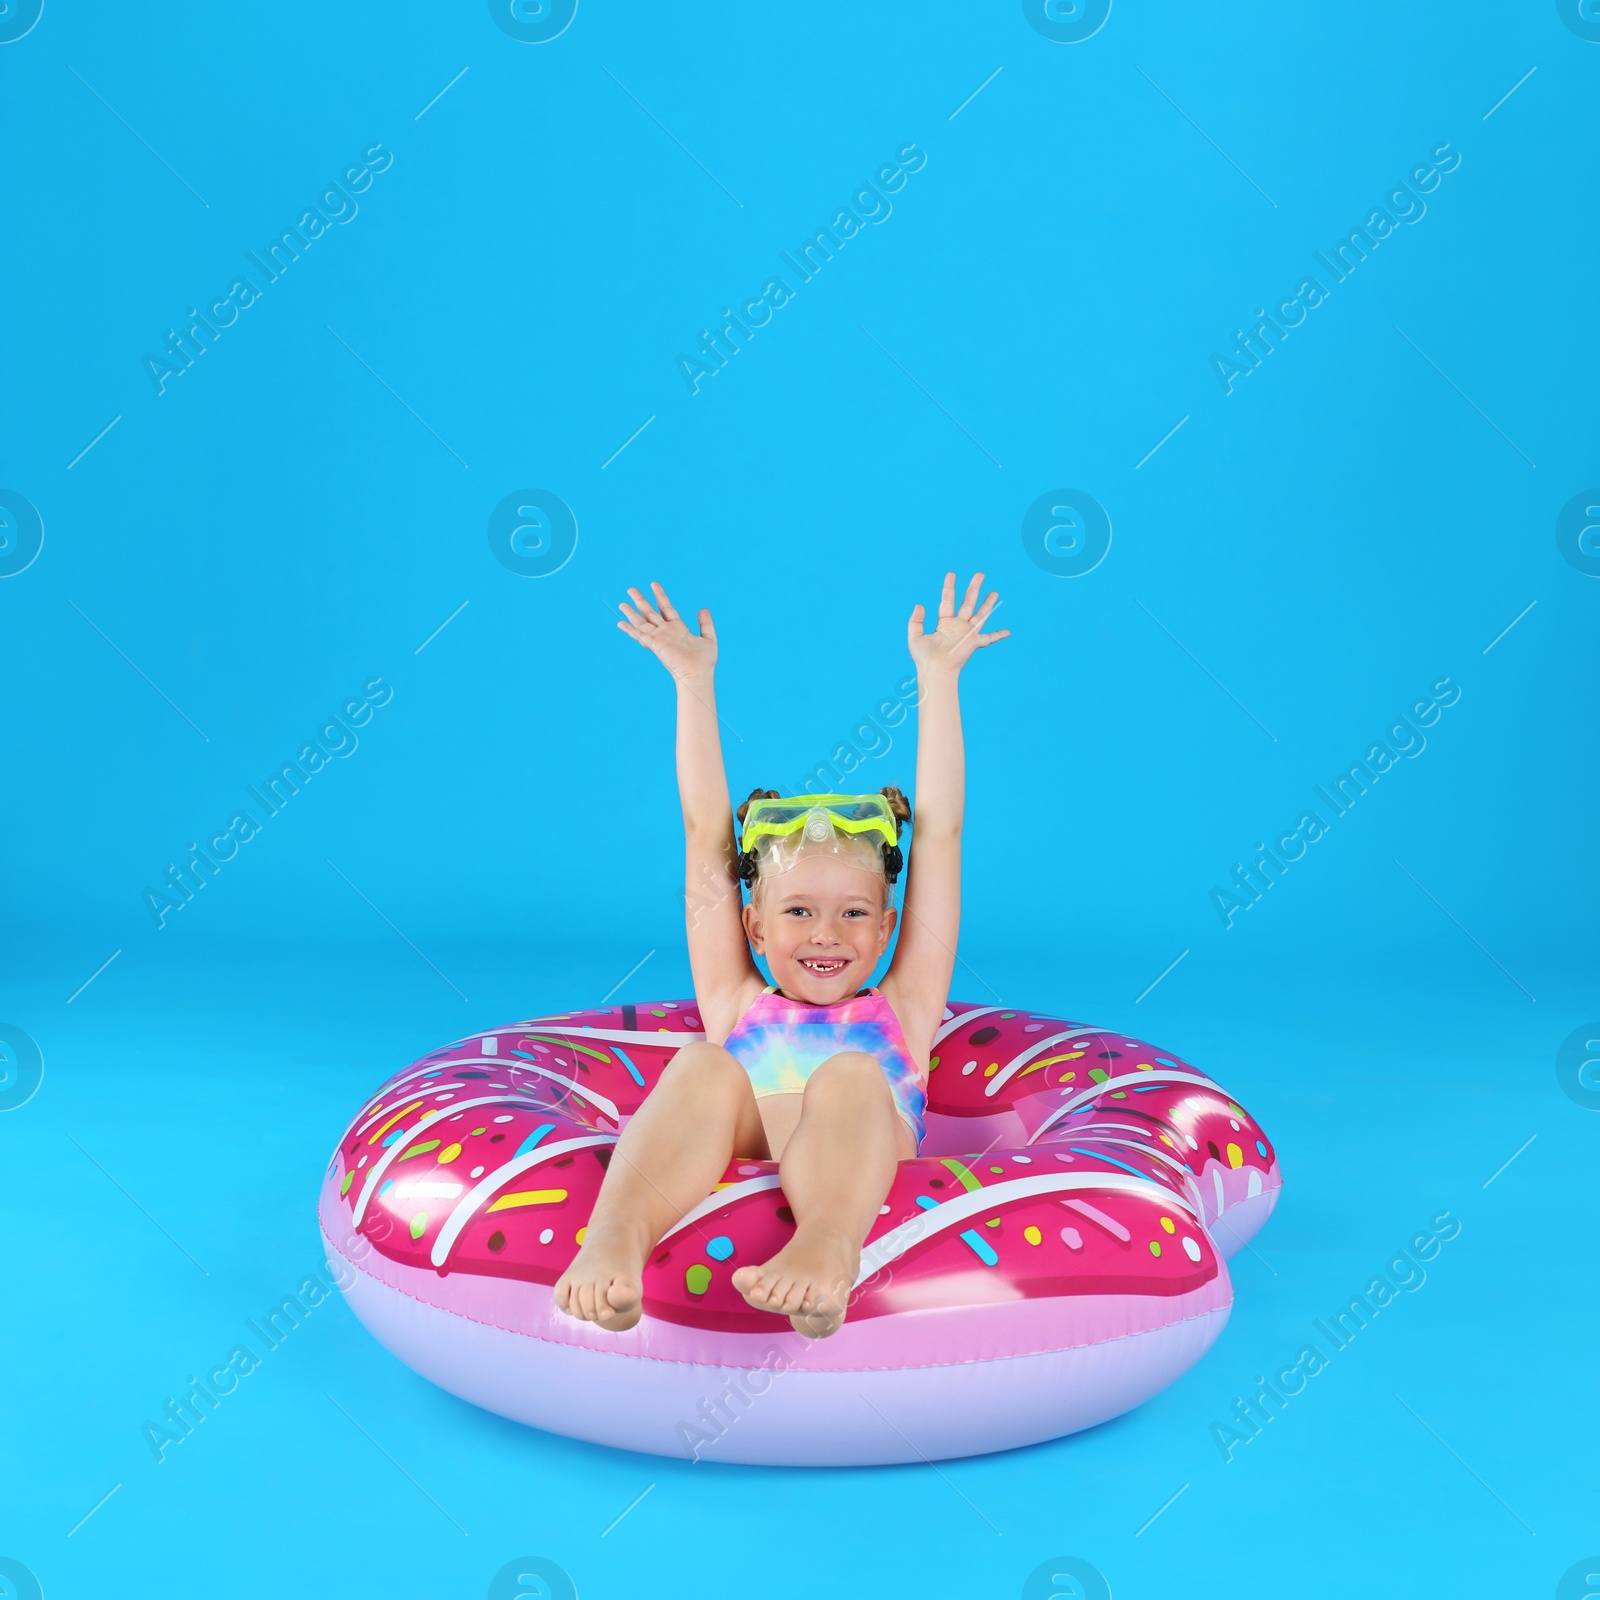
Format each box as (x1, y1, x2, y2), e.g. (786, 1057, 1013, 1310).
(958, 1229, 999, 1266)
(522, 1034, 610, 1062)
(1063, 1198, 1130, 1242)
(1088, 1067, 1109, 1084)
(1031, 1050, 1085, 1072)
(961, 1061, 977, 1075)
(1061, 1227, 1083, 1250)
(340, 1171, 353, 1196)
(1226, 1141, 1244, 1169)
(486, 1188, 569, 1213)
(706, 1236, 735, 1261)
(983, 1062, 999, 1077)
(1256, 1139, 1269, 1158)
(939, 1158, 983, 1193)
(1149, 1240, 1162, 1256)
(1066, 1147, 1150, 1182)
(988, 1165, 1005, 1175)
(470, 1165, 484, 1178)
(487, 1230, 505, 1250)
(368, 1101, 424, 1145)
(437, 1143, 463, 1164)
(399, 1139, 442, 1160)
(611, 1044, 646, 1088)
(1159, 1215, 1176, 1233)
(1182, 1236, 1202, 1262)
(575, 1227, 587, 1245)
(471, 1126, 487, 1136)
(409, 1213, 428, 1240)
(685, 1263, 712, 1295)
(514, 1123, 556, 1158)
(539, 1228, 554, 1244)
(1023, 1225, 1042, 1246)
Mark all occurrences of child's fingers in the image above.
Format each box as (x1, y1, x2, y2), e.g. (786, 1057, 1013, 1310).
(957, 572, 985, 618)
(938, 572, 956, 618)
(697, 607, 716, 640)
(626, 586, 663, 624)
(651, 581, 680, 623)
(975, 589, 1000, 623)
(975, 628, 1011, 647)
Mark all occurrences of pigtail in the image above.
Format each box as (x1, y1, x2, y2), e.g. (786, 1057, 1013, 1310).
(877, 784, 911, 836)
(736, 788, 779, 826)
(735, 789, 778, 886)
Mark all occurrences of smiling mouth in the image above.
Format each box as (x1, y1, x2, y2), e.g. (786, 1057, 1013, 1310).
(798, 957, 849, 975)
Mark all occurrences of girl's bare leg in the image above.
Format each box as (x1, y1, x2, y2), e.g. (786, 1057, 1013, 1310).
(554, 1042, 765, 1331)
(732, 1051, 912, 1338)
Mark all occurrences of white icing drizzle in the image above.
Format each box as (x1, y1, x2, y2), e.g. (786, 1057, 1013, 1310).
(429, 1135, 619, 1267)
(1026, 1071, 1222, 1146)
(1059, 1130, 1194, 1180)
(932, 1005, 1004, 1046)
(854, 1170, 1197, 1287)
(353, 1095, 565, 1227)
(509, 1024, 707, 1046)
(983, 1027, 1100, 1099)
(346, 1056, 618, 1147)
(658, 1174, 785, 1243)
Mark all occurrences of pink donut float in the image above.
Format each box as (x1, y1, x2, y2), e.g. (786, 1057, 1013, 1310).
(319, 998, 1281, 1465)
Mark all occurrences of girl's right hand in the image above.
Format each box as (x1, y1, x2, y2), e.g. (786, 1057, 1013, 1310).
(616, 582, 717, 681)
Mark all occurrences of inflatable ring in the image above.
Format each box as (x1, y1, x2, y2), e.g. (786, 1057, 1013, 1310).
(318, 998, 1281, 1465)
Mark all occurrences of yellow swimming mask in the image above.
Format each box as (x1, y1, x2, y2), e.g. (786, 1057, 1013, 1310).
(737, 793, 905, 885)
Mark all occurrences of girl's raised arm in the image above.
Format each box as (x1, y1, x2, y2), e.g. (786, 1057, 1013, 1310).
(880, 573, 1009, 1058)
(616, 582, 759, 1039)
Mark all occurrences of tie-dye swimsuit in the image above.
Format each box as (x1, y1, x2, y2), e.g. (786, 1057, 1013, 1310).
(723, 985, 927, 1149)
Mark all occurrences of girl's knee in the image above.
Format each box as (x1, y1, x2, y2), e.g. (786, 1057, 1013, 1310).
(805, 1050, 892, 1101)
(662, 1040, 745, 1088)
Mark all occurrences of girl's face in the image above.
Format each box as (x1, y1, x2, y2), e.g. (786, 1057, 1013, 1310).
(742, 850, 897, 1004)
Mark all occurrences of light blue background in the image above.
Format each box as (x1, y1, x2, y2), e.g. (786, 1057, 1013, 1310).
(3, 3, 1596, 1597)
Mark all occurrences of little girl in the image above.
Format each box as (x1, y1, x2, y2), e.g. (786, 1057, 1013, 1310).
(554, 573, 1007, 1337)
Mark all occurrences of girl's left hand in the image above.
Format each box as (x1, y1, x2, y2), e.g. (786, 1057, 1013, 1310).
(908, 572, 1009, 675)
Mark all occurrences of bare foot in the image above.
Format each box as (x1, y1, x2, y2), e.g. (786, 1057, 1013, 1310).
(553, 1229, 645, 1332)
(731, 1224, 859, 1338)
